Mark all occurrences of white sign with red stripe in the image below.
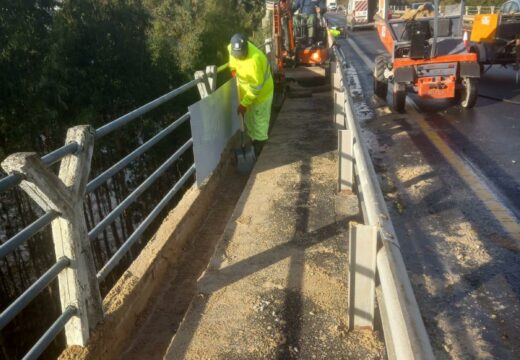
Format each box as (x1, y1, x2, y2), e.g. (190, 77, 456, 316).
(354, 1, 368, 18)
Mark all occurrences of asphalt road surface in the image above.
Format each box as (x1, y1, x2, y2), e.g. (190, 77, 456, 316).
(328, 13, 520, 360)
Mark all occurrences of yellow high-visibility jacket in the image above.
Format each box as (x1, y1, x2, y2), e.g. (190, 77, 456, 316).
(228, 41, 274, 107)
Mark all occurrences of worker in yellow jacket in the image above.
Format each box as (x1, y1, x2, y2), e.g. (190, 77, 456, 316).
(228, 33, 274, 155)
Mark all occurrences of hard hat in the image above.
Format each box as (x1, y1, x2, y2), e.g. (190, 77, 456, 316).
(230, 33, 248, 59)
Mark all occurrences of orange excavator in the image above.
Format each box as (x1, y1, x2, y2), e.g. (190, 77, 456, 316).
(267, 0, 330, 83)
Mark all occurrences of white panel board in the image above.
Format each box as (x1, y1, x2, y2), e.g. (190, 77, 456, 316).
(188, 79, 239, 186)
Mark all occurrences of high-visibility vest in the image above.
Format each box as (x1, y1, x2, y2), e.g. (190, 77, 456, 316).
(228, 42, 274, 107)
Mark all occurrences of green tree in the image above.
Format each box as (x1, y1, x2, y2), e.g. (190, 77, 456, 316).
(144, 0, 266, 74)
(0, 0, 57, 156)
(45, 0, 156, 130)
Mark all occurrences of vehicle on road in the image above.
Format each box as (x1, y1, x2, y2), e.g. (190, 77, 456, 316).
(328, 2, 337, 11)
(346, 0, 377, 30)
(499, 0, 520, 13)
(374, 0, 480, 111)
(468, 0, 520, 72)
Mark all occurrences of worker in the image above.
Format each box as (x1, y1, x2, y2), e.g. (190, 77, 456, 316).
(228, 33, 274, 156)
(280, 0, 291, 52)
(292, 0, 326, 46)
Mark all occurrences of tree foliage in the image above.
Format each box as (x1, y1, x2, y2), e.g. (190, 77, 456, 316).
(0, 0, 57, 156)
(0, 0, 266, 159)
(0, 1, 266, 359)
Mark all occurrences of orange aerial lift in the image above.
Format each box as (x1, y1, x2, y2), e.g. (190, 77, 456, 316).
(373, 0, 480, 111)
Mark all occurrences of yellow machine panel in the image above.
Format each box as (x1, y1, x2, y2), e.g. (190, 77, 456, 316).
(470, 14, 499, 43)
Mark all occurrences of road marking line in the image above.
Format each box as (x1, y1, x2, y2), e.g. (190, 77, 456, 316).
(407, 107, 520, 241)
(346, 36, 520, 242)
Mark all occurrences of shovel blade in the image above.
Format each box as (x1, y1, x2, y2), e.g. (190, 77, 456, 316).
(234, 146, 256, 173)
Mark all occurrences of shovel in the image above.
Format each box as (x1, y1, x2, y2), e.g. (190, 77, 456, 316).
(235, 111, 256, 173)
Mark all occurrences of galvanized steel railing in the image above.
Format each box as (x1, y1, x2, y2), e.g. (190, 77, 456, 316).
(0, 66, 223, 359)
(389, 5, 497, 16)
(331, 45, 434, 359)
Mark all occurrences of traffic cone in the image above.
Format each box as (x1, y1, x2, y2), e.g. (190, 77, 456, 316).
(463, 31, 469, 49)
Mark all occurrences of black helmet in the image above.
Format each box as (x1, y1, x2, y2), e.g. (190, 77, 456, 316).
(230, 33, 248, 59)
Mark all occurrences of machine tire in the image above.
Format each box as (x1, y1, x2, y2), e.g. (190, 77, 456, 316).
(459, 77, 478, 108)
(393, 82, 406, 112)
(469, 46, 485, 75)
(373, 55, 388, 99)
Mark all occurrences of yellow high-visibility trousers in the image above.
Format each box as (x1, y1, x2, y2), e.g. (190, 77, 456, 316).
(244, 92, 273, 141)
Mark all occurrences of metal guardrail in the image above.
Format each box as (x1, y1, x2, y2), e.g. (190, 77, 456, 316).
(331, 45, 434, 359)
(464, 5, 497, 15)
(0, 64, 227, 359)
(389, 5, 497, 16)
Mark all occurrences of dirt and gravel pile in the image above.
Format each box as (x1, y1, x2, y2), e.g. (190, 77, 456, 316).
(164, 91, 386, 359)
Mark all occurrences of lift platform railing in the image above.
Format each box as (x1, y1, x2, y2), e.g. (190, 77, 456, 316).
(0, 65, 226, 359)
(331, 44, 435, 359)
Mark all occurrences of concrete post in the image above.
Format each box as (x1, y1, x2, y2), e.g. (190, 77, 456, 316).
(1, 126, 103, 346)
(338, 130, 354, 192)
(333, 61, 346, 128)
(477, 6, 481, 14)
(265, 38, 272, 56)
(265, 38, 277, 77)
(348, 223, 377, 330)
(194, 70, 210, 99)
(205, 65, 217, 93)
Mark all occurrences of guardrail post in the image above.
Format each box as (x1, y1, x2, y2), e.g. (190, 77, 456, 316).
(1, 126, 103, 346)
(465, 7, 469, 15)
(332, 43, 435, 359)
(332, 61, 346, 128)
(348, 223, 377, 330)
(205, 65, 217, 93)
(265, 38, 272, 56)
(338, 129, 354, 192)
(491, 6, 495, 13)
(265, 38, 277, 77)
(194, 70, 210, 99)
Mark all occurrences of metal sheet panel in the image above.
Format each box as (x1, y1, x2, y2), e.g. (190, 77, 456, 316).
(188, 80, 239, 186)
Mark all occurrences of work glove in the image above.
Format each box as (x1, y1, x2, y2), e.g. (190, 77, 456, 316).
(237, 104, 247, 116)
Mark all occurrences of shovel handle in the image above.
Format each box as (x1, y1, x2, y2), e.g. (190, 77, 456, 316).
(239, 112, 245, 133)
(236, 78, 247, 144)
(240, 113, 247, 149)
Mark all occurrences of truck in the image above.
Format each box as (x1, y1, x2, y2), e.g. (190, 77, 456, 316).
(346, 0, 378, 30)
(468, 0, 520, 73)
(327, 2, 338, 12)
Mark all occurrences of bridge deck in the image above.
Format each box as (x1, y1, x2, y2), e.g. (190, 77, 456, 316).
(138, 90, 384, 359)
